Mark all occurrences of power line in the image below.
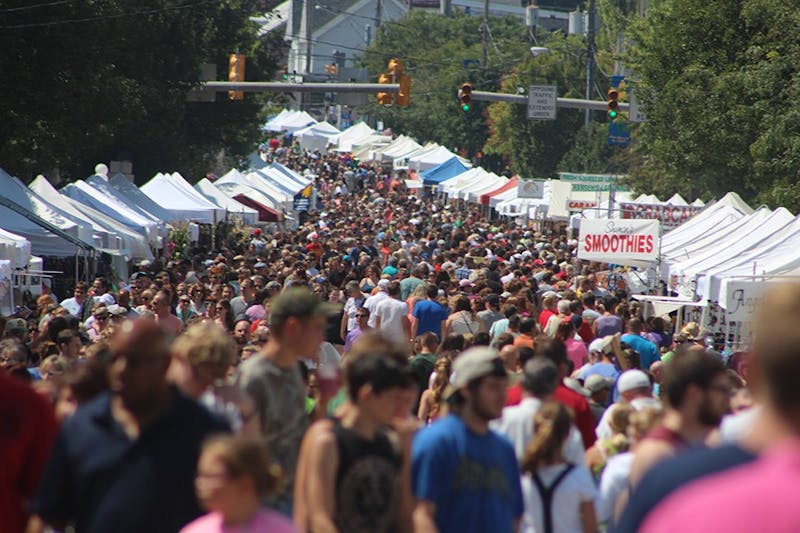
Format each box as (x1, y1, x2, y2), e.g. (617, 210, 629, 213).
(0, 0, 79, 13)
(0, 0, 219, 29)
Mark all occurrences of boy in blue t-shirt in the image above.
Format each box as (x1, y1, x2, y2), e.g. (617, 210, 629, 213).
(412, 347, 523, 533)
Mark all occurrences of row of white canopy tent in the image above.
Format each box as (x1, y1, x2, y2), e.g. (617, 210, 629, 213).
(655, 192, 800, 304)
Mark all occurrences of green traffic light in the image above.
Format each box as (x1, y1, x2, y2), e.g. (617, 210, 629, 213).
(461, 103, 471, 112)
(608, 109, 618, 119)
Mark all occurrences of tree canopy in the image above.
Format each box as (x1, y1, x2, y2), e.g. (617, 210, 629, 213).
(626, 0, 800, 209)
(0, 0, 282, 183)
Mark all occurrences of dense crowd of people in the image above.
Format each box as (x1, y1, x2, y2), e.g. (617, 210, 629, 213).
(2, 142, 796, 533)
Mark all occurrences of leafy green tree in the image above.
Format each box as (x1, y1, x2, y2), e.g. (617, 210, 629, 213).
(483, 33, 591, 179)
(362, 11, 529, 159)
(625, 0, 800, 209)
(0, 0, 283, 183)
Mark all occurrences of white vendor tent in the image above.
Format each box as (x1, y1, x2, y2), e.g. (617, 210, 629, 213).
(335, 122, 375, 152)
(439, 167, 491, 197)
(29, 176, 122, 252)
(167, 172, 227, 222)
(0, 228, 31, 269)
(140, 173, 220, 224)
(264, 110, 317, 132)
(374, 135, 422, 162)
(194, 178, 259, 225)
(296, 122, 340, 152)
(408, 145, 470, 172)
(0, 169, 95, 257)
(666, 207, 793, 296)
(62, 180, 160, 243)
(105, 174, 176, 225)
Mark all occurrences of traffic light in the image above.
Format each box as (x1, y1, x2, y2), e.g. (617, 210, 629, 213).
(282, 65, 289, 80)
(458, 83, 473, 113)
(324, 64, 338, 75)
(228, 53, 245, 101)
(607, 88, 619, 120)
(377, 73, 393, 105)
(395, 74, 411, 107)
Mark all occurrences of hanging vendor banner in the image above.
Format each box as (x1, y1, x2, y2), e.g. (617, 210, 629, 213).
(578, 219, 660, 265)
(619, 202, 703, 230)
(293, 184, 313, 212)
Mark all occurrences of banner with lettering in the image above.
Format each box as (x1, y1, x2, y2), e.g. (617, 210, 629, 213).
(619, 202, 703, 230)
(578, 219, 660, 265)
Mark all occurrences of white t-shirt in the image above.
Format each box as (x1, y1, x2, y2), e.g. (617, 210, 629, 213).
(374, 297, 409, 345)
(595, 451, 633, 524)
(491, 397, 586, 466)
(363, 291, 388, 327)
(521, 463, 597, 533)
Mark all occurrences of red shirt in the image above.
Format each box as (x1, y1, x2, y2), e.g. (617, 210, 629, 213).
(505, 383, 523, 406)
(0, 372, 58, 533)
(553, 384, 597, 449)
(538, 308, 556, 330)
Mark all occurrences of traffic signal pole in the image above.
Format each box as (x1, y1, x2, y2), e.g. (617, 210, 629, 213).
(201, 81, 401, 93)
(468, 89, 630, 111)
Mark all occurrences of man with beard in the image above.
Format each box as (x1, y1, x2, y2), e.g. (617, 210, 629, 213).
(412, 347, 523, 533)
(628, 350, 729, 488)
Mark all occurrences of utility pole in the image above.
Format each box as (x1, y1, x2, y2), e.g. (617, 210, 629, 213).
(585, 0, 596, 126)
(375, 0, 382, 28)
(302, 0, 314, 75)
(482, 0, 490, 67)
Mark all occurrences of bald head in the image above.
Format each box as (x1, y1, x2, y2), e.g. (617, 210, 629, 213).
(109, 319, 172, 415)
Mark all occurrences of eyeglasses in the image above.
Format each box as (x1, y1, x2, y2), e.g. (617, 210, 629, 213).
(355, 313, 367, 318)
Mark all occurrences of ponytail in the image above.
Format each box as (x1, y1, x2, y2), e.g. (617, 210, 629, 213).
(521, 401, 573, 474)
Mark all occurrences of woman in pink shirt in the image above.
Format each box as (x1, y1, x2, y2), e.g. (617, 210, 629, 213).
(557, 320, 590, 371)
(181, 435, 295, 533)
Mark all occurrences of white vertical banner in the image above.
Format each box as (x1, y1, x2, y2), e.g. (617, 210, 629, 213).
(578, 219, 659, 266)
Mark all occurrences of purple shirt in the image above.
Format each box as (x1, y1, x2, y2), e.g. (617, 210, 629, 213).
(344, 326, 369, 353)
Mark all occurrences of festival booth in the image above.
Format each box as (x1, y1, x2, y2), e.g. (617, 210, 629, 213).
(194, 178, 259, 225)
(140, 173, 220, 224)
(32, 178, 152, 261)
(374, 136, 422, 164)
(295, 122, 341, 152)
(62, 180, 160, 244)
(335, 122, 376, 152)
(0, 169, 96, 256)
(438, 167, 491, 199)
(479, 177, 518, 207)
(29, 176, 123, 252)
(214, 169, 286, 222)
(101, 174, 175, 228)
(406, 145, 469, 172)
(263, 110, 317, 133)
(420, 157, 470, 188)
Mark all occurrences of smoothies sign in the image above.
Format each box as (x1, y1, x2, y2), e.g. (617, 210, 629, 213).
(578, 219, 659, 264)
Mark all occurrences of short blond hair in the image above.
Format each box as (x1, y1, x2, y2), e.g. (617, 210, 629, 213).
(172, 321, 235, 378)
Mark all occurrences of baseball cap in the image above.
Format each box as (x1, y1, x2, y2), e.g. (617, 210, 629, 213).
(617, 369, 651, 393)
(563, 377, 590, 397)
(266, 281, 281, 290)
(5, 318, 26, 333)
(253, 228, 262, 236)
(253, 262, 267, 269)
(459, 279, 474, 288)
(585, 375, 615, 394)
(541, 290, 559, 299)
(450, 347, 506, 389)
(588, 336, 613, 354)
(268, 288, 340, 329)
